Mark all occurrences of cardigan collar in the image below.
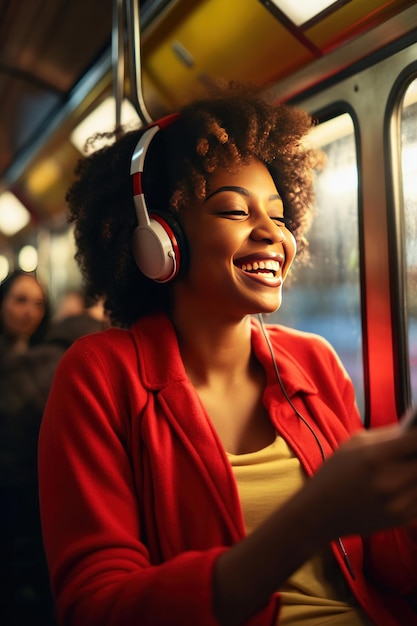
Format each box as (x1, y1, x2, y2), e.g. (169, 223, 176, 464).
(131, 313, 318, 398)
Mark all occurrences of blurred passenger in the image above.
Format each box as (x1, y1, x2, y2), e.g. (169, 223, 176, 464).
(1, 288, 108, 418)
(0, 270, 50, 356)
(53, 288, 85, 321)
(0, 283, 105, 626)
(0, 270, 53, 624)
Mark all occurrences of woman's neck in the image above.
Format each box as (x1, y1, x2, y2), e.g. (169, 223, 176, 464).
(171, 308, 254, 387)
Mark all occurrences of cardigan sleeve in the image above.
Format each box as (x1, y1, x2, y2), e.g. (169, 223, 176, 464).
(38, 332, 278, 626)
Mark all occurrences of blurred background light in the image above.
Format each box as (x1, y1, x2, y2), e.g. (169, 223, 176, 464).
(0, 255, 10, 281)
(267, 0, 345, 26)
(18, 245, 38, 272)
(0, 191, 31, 236)
(70, 97, 140, 153)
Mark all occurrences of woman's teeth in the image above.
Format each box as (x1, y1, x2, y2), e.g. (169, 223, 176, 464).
(238, 260, 280, 275)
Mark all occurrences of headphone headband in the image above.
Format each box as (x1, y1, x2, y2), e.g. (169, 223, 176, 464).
(131, 113, 180, 226)
(130, 112, 186, 283)
(131, 113, 180, 175)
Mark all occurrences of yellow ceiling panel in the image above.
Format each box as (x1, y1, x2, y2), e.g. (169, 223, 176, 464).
(143, 0, 316, 109)
(306, 0, 416, 51)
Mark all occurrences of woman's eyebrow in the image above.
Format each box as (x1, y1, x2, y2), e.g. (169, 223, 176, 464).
(205, 186, 282, 202)
(205, 185, 249, 202)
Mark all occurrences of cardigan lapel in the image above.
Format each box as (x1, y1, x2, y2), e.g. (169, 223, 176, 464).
(131, 314, 245, 542)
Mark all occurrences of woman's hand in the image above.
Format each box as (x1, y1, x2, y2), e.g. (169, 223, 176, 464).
(306, 424, 417, 543)
(214, 423, 417, 625)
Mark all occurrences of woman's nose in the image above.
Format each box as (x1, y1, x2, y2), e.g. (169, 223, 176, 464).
(250, 215, 285, 244)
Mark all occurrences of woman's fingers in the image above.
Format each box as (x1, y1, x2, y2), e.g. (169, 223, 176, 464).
(307, 425, 417, 539)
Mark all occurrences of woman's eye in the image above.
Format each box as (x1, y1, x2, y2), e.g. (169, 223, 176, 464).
(217, 210, 249, 219)
(272, 216, 293, 229)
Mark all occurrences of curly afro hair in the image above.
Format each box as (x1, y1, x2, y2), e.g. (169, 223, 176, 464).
(66, 83, 321, 327)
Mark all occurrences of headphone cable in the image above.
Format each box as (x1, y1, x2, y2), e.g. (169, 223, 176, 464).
(257, 313, 355, 579)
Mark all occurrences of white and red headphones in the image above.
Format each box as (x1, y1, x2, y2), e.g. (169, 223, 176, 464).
(130, 113, 187, 283)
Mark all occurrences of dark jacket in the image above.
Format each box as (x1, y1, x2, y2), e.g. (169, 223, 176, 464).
(0, 313, 103, 626)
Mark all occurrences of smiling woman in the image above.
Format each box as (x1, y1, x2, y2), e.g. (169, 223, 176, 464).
(65, 84, 318, 327)
(38, 83, 417, 626)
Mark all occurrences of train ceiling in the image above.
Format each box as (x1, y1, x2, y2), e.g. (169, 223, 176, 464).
(0, 0, 416, 249)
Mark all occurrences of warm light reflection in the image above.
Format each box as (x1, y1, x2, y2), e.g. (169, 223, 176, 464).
(319, 166, 358, 195)
(267, 0, 343, 26)
(307, 113, 354, 149)
(18, 245, 38, 272)
(71, 97, 141, 153)
(0, 191, 31, 236)
(306, 114, 358, 194)
(0, 255, 9, 281)
(400, 77, 417, 405)
(26, 159, 62, 195)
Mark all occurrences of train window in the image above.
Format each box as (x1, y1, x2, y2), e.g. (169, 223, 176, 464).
(267, 113, 364, 415)
(401, 79, 417, 405)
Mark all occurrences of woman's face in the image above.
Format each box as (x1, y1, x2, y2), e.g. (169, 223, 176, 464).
(176, 159, 297, 319)
(1, 274, 46, 343)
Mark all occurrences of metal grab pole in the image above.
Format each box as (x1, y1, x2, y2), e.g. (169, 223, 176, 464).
(112, 0, 125, 130)
(126, 0, 153, 124)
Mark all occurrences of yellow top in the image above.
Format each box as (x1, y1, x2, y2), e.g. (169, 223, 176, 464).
(227, 434, 373, 625)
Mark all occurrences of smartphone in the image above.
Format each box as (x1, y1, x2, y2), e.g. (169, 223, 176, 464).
(399, 404, 417, 431)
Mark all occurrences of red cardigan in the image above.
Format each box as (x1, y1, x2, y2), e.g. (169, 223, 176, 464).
(38, 314, 417, 626)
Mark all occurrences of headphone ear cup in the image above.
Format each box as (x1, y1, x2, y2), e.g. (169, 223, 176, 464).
(132, 211, 188, 283)
(153, 211, 188, 277)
